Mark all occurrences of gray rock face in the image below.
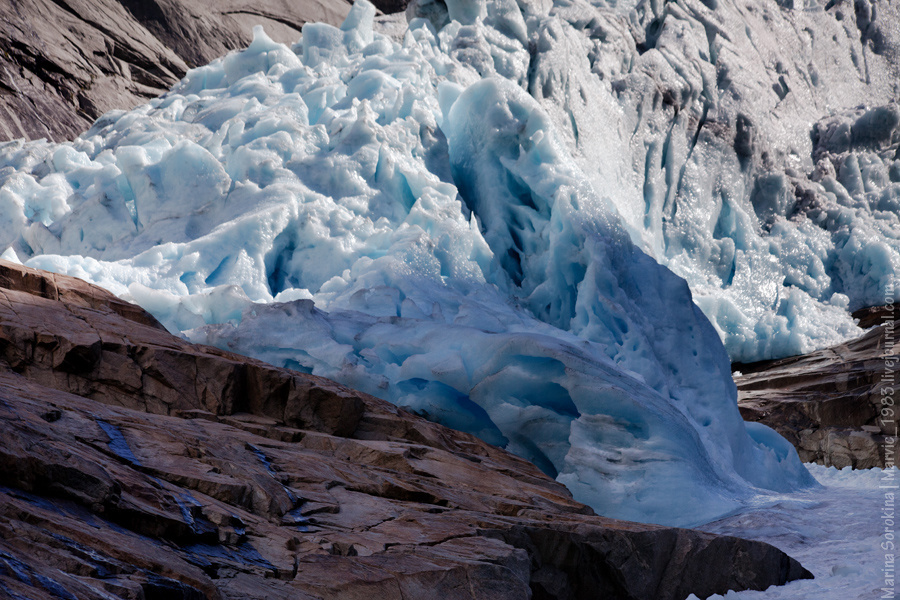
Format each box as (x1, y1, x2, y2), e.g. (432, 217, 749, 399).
(0, 0, 352, 142)
(735, 305, 900, 469)
(0, 259, 813, 599)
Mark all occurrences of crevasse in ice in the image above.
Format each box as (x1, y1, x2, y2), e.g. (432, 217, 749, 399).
(8, 0, 894, 524)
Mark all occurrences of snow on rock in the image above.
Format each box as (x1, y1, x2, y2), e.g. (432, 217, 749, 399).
(3, 0, 893, 525)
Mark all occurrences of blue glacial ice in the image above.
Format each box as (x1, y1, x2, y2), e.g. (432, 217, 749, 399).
(5, 0, 897, 525)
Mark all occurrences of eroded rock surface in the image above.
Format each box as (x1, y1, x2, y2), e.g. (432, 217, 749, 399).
(0, 259, 812, 599)
(735, 305, 900, 469)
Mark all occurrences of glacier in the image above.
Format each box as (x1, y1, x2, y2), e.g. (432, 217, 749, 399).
(1, 0, 896, 525)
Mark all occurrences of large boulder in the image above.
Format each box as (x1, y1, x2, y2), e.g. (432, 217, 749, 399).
(0, 259, 812, 599)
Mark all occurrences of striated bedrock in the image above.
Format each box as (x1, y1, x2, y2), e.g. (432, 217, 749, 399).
(0, 260, 813, 599)
(0, 0, 405, 142)
(735, 305, 900, 469)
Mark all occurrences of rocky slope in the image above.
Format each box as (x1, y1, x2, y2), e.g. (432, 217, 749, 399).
(0, 259, 812, 599)
(0, 0, 356, 142)
(735, 305, 900, 469)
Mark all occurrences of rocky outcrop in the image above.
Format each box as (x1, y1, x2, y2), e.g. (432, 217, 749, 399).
(0, 259, 812, 599)
(0, 0, 353, 142)
(735, 306, 900, 469)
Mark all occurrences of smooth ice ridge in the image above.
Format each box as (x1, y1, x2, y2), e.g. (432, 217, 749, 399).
(0, 0, 864, 525)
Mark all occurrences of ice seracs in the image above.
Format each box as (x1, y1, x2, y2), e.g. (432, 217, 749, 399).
(6, 0, 896, 525)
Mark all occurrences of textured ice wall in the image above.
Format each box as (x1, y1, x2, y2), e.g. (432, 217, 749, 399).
(498, 0, 900, 362)
(3, 0, 896, 364)
(1, 0, 885, 524)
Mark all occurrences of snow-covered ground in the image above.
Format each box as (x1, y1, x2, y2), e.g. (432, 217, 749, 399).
(699, 464, 899, 600)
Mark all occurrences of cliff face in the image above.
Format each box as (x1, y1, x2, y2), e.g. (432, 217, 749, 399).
(0, 259, 812, 599)
(0, 0, 353, 142)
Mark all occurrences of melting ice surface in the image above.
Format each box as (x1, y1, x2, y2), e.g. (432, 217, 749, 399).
(4, 0, 893, 526)
(697, 465, 899, 600)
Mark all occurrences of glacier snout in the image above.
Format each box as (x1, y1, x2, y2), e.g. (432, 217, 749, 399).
(0, 0, 828, 525)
